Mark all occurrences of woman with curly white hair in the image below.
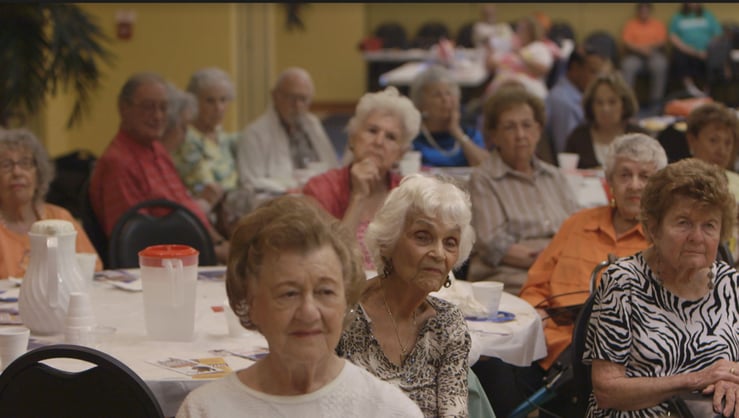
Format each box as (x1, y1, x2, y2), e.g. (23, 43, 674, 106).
(303, 86, 421, 269)
(337, 173, 475, 418)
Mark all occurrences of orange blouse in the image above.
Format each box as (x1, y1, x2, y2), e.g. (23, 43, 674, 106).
(0, 204, 102, 279)
(519, 205, 648, 369)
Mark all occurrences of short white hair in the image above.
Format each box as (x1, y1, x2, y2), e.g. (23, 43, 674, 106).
(273, 67, 314, 94)
(346, 87, 421, 147)
(165, 82, 197, 133)
(186, 67, 235, 100)
(365, 173, 474, 272)
(409, 65, 461, 109)
(604, 133, 668, 181)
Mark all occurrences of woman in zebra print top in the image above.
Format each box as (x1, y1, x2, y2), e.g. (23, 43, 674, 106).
(585, 158, 739, 417)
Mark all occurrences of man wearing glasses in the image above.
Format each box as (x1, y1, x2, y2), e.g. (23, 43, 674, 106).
(89, 72, 229, 262)
(237, 67, 338, 194)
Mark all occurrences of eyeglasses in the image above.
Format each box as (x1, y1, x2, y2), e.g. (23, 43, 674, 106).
(131, 100, 168, 114)
(0, 158, 36, 173)
(277, 91, 311, 105)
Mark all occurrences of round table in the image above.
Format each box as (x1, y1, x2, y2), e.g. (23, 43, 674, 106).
(1, 269, 546, 416)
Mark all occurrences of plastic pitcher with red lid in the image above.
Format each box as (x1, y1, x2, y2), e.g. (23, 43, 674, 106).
(139, 245, 199, 341)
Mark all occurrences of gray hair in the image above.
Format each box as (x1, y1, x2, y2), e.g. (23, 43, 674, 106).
(165, 82, 198, 134)
(346, 87, 421, 148)
(365, 173, 475, 273)
(409, 65, 461, 109)
(186, 67, 236, 100)
(118, 72, 166, 107)
(0, 128, 54, 205)
(273, 67, 314, 94)
(604, 133, 668, 181)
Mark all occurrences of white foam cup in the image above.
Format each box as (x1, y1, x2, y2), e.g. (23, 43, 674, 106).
(557, 152, 580, 172)
(224, 299, 248, 337)
(0, 326, 30, 370)
(65, 325, 95, 346)
(76, 253, 98, 284)
(66, 292, 95, 320)
(471, 281, 505, 317)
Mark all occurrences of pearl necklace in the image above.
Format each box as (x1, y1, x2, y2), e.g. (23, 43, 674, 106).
(420, 125, 461, 157)
(380, 280, 417, 363)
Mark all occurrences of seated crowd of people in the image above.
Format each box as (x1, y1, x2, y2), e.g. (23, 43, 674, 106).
(5, 3, 739, 418)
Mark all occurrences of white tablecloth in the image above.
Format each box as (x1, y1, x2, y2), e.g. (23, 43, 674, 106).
(1, 269, 258, 417)
(432, 280, 546, 368)
(363, 48, 480, 63)
(2, 269, 546, 415)
(564, 169, 609, 210)
(380, 60, 488, 87)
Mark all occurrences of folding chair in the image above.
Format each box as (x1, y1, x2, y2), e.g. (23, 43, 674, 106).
(0, 344, 163, 417)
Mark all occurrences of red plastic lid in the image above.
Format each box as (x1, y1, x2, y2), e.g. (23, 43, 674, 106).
(138, 245, 199, 267)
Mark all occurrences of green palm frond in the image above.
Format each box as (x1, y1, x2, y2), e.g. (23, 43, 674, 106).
(0, 4, 114, 128)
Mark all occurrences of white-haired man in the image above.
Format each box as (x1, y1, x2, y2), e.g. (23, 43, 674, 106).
(237, 67, 338, 192)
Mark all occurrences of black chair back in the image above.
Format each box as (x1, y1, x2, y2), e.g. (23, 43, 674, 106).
(108, 198, 216, 269)
(412, 21, 450, 49)
(547, 21, 576, 46)
(571, 255, 617, 405)
(455, 21, 475, 48)
(78, 176, 108, 268)
(374, 21, 408, 49)
(46, 149, 96, 219)
(656, 122, 690, 164)
(0, 344, 164, 418)
(584, 30, 619, 66)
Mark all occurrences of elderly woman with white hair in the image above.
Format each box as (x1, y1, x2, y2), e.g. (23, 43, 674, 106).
(337, 173, 475, 418)
(172, 67, 239, 214)
(410, 65, 488, 167)
(303, 87, 421, 268)
(160, 83, 198, 154)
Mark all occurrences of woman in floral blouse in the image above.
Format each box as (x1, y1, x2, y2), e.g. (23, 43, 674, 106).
(337, 173, 474, 418)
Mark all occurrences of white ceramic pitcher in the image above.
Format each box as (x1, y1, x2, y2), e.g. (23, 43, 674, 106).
(19, 220, 87, 335)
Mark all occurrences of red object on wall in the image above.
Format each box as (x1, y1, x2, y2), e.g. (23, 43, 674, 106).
(115, 10, 136, 41)
(117, 21, 132, 40)
(358, 37, 383, 51)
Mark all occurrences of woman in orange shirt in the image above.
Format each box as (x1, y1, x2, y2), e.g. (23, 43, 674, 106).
(521, 133, 667, 372)
(0, 128, 102, 279)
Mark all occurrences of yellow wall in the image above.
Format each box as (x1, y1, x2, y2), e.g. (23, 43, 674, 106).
(273, 3, 366, 103)
(43, 3, 366, 157)
(42, 3, 239, 157)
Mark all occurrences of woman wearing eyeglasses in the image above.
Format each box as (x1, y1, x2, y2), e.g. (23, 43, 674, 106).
(0, 128, 102, 279)
(467, 85, 578, 295)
